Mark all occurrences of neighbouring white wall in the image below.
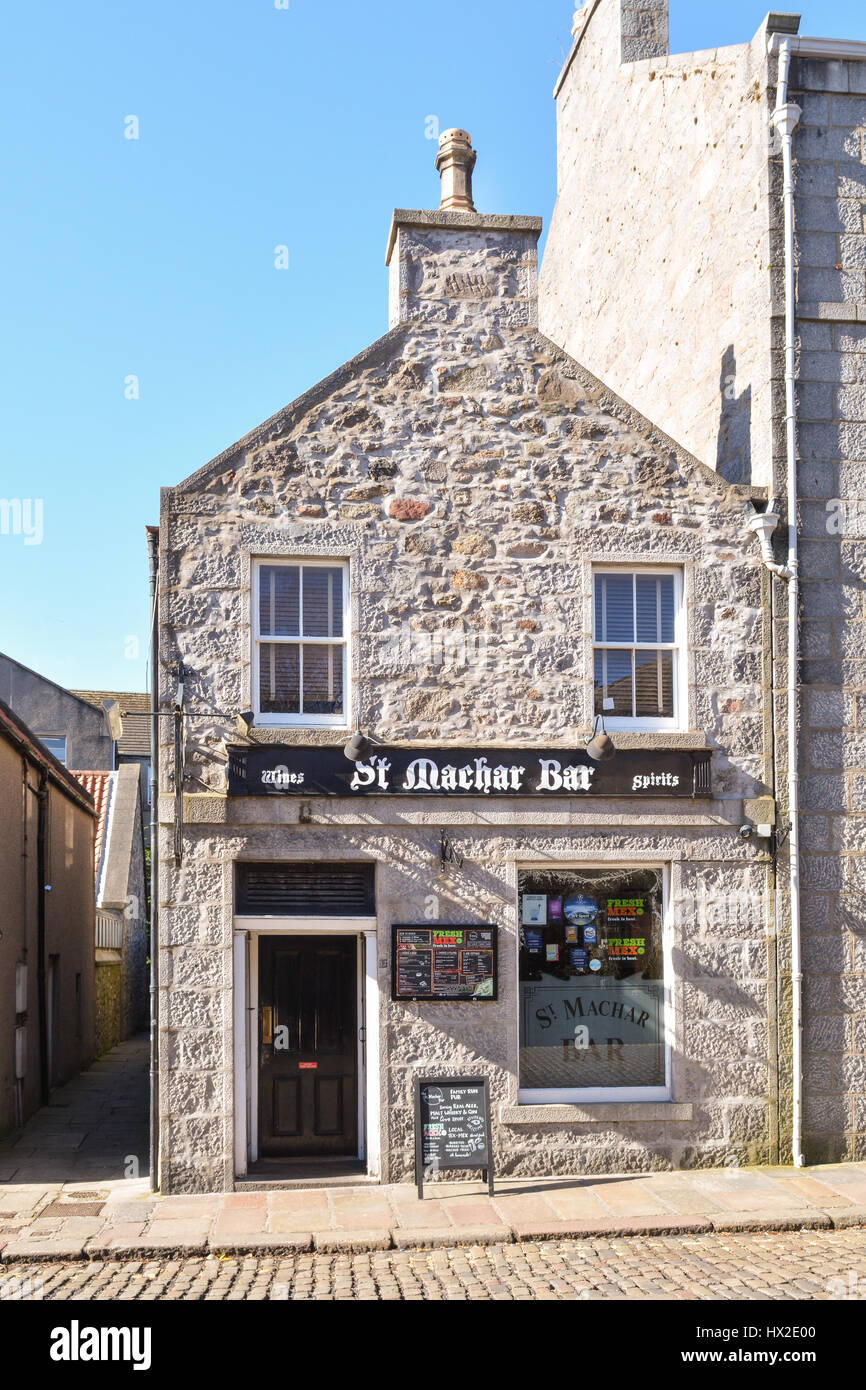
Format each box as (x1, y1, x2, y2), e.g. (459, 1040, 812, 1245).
(540, 3, 777, 489)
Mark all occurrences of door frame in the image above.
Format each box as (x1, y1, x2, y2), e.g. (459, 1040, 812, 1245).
(232, 917, 379, 1180)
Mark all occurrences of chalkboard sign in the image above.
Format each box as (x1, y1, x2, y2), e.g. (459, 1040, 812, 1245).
(414, 1076, 494, 1199)
(392, 924, 498, 1002)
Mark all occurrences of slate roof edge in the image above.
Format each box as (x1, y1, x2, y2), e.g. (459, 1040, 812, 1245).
(165, 321, 766, 504)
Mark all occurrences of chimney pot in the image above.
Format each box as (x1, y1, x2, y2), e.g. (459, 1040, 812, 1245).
(435, 128, 477, 211)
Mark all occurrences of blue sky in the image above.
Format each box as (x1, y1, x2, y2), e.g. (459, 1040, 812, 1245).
(2, 0, 865, 693)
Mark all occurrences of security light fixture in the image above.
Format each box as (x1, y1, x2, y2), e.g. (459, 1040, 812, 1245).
(586, 714, 616, 762)
(101, 700, 124, 742)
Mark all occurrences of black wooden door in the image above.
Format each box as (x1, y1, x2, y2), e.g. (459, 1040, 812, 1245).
(258, 935, 358, 1156)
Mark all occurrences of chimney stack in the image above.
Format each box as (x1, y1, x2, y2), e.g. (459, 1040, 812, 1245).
(385, 128, 541, 331)
(435, 128, 477, 211)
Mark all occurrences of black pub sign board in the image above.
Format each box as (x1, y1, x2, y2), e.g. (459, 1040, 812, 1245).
(228, 745, 712, 798)
(414, 1076, 494, 1199)
(393, 925, 498, 1002)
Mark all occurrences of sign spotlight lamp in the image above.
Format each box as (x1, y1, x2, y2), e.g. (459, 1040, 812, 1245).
(344, 730, 372, 763)
(586, 714, 616, 763)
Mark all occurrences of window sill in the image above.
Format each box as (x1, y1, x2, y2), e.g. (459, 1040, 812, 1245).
(245, 728, 349, 744)
(578, 730, 708, 750)
(500, 1102, 693, 1125)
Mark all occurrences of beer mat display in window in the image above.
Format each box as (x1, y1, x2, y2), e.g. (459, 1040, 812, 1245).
(392, 925, 498, 1002)
(518, 867, 665, 1091)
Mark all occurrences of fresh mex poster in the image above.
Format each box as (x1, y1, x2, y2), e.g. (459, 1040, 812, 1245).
(392, 925, 498, 1002)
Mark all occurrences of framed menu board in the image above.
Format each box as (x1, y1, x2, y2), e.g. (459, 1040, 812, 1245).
(392, 924, 498, 1002)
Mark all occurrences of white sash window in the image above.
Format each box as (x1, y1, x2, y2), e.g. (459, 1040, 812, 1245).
(593, 568, 684, 730)
(253, 559, 349, 727)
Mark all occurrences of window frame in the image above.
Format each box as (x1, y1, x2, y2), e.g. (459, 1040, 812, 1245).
(516, 861, 673, 1105)
(252, 557, 351, 729)
(592, 565, 685, 732)
(37, 734, 67, 765)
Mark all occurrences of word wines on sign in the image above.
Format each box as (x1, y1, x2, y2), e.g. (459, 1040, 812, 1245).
(392, 925, 498, 1002)
(228, 746, 713, 798)
(414, 1076, 494, 1199)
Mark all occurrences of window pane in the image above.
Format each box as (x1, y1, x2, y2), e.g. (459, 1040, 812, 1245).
(635, 574, 676, 644)
(38, 735, 67, 764)
(302, 643, 344, 716)
(518, 868, 666, 1091)
(658, 575, 675, 643)
(259, 642, 300, 714)
(594, 648, 633, 717)
(302, 566, 343, 637)
(259, 565, 299, 637)
(595, 573, 633, 643)
(634, 649, 674, 719)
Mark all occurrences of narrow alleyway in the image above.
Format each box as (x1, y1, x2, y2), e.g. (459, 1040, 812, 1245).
(0, 1035, 149, 1186)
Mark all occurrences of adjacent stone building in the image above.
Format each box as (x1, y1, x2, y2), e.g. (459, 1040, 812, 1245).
(154, 128, 778, 1192)
(539, 1, 866, 1163)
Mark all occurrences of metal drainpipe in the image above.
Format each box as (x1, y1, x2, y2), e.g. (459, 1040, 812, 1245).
(36, 770, 50, 1106)
(769, 35, 805, 1168)
(147, 527, 160, 1191)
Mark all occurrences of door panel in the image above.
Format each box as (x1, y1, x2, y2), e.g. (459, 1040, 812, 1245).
(314, 1076, 344, 1136)
(259, 935, 357, 1156)
(273, 1077, 301, 1137)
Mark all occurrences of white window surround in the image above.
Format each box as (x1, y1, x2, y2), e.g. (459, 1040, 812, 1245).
(232, 917, 379, 1179)
(252, 557, 351, 729)
(516, 862, 673, 1106)
(592, 565, 686, 733)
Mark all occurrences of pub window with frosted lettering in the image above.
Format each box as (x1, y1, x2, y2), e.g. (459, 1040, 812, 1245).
(593, 569, 682, 728)
(518, 868, 668, 1100)
(254, 559, 349, 726)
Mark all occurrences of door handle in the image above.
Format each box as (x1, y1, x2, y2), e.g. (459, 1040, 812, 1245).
(261, 1006, 273, 1046)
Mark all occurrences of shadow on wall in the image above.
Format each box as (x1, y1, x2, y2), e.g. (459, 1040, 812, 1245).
(716, 345, 752, 486)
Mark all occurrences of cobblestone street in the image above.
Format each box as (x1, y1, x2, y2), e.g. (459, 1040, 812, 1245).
(3, 1228, 866, 1301)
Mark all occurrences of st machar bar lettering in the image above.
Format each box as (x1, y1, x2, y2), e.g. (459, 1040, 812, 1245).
(228, 746, 713, 799)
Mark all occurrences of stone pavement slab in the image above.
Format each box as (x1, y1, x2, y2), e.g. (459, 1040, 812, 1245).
(709, 1209, 833, 1232)
(393, 1224, 510, 1248)
(2, 1037, 866, 1261)
(1, 1162, 865, 1259)
(314, 1230, 393, 1253)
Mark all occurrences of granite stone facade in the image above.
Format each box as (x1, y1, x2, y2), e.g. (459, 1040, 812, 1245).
(539, 1, 866, 1163)
(156, 190, 777, 1191)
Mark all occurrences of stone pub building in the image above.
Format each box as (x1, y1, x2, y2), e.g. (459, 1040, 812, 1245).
(153, 122, 778, 1193)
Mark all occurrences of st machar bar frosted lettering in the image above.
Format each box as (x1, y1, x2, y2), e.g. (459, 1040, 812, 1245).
(228, 746, 712, 799)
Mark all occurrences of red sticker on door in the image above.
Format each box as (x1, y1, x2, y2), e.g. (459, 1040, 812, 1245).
(298, 1062, 317, 1069)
